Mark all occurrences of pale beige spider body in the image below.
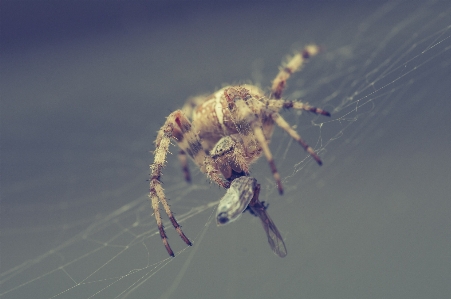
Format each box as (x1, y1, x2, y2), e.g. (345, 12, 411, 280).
(181, 84, 269, 179)
(150, 44, 330, 256)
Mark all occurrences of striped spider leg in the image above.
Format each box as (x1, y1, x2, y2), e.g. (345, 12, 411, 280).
(150, 111, 231, 257)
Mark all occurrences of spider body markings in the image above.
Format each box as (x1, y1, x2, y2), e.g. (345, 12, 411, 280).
(149, 44, 330, 257)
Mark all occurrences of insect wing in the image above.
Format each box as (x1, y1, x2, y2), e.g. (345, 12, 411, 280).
(249, 201, 287, 258)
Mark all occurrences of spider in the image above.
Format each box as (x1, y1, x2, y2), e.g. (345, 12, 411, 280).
(216, 176, 287, 257)
(149, 44, 330, 257)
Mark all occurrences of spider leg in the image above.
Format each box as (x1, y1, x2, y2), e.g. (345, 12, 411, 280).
(170, 111, 230, 188)
(150, 120, 191, 256)
(271, 44, 320, 99)
(223, 87, 284, 194)
(267, 99, 331, 117)
(149, 187, 173, 256)
(150, 110, 229, 256)
(271, 112, 323, 165)
(252, 125, 284, 194)
(178, 150, 191, 183)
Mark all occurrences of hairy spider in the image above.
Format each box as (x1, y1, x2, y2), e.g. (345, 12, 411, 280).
(150, 44, 330, 256)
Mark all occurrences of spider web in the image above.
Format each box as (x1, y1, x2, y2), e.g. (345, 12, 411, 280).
(1, 1, 450, 298)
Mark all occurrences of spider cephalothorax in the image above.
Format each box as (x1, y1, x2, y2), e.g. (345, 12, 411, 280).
(149, 44, 330, 256)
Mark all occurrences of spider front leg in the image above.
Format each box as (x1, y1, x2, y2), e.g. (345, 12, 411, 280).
(150, 110, 229, 256)
(150, 120, 190, 257)
(271, 44, 320, 99)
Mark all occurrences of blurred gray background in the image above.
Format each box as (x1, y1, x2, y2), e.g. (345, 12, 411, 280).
(1, 1, 450, 298)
